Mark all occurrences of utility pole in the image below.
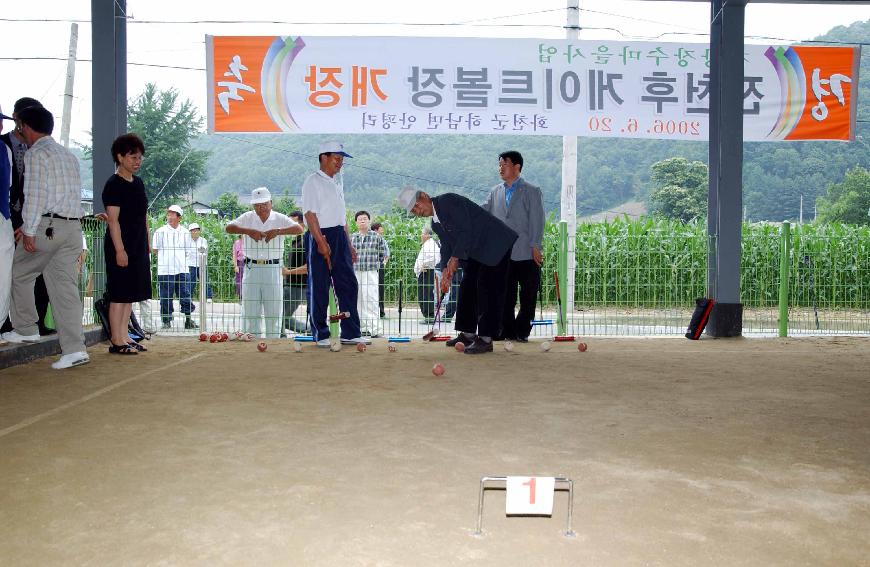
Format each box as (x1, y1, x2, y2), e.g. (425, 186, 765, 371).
(60, 22, 79, 148)
(799, 194, 803, 224)
(561, 0, 579, 307)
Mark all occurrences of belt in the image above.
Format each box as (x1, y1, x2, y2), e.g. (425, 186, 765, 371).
(43, 213, 81, 221)
(245, 258, 280, 265)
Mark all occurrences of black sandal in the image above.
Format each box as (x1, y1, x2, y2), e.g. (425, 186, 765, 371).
(109, 343, 138, 355)
(127, 341, 147, 352)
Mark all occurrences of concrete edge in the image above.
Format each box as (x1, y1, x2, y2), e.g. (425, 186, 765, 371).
(0, 326, 108, 371)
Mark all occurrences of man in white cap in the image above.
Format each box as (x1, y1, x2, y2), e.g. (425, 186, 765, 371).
(152, 204, 196, 330)
(300, 141, 369, 347)
(186, 223, 211, 302)
(397, 187, 517, 354)
(226, 187, 303, 338)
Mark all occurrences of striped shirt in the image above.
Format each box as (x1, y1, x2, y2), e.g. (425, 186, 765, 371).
(21, 135, 82, 236)
(351, 230, 388, 272)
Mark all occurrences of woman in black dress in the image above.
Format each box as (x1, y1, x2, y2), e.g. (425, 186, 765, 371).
(103, 133, 152, 354)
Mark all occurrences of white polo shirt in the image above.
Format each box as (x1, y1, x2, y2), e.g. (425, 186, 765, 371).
(301, 170, 346, 229)
(187, 236, 208, 268)
(228, 210, 299, 261)
(152, 223, 191, 276)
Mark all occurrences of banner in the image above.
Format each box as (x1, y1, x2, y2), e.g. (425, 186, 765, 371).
(207, 36, 860, 141)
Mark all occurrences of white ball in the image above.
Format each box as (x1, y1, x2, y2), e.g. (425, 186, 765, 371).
(293, 342, 302, 352)
(330, 342, 342, 352)
(503, 341, 514, 352)
(539, 341, 551, 352)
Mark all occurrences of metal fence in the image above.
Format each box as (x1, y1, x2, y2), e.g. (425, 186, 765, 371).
(79, 217, 870, 338)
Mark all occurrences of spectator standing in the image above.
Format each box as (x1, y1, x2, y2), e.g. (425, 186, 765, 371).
(282, 211, 308, 335)
(351, 210, 388, 337)
(0, 97, 53, 337)
(371, 221, 389, 318)
(301, 141, 368, 347)
(102, 133, 152, 354)
(413, 225, 441, 323)
(226, 187, 303, 338)
(152, 204, 196, 330)
(2, 106, 89, 369)
(482, 150, 545, 342)
(187, 223, 212, 301)
(0, 105, 13, 346)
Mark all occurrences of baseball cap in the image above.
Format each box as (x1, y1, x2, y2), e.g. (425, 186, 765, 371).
(168, 204, 183, 215)
(0, 104, 11, 121)
(397, 187, 420, 213)
(251, 187, 272, 204)
(318, 141, 352, 158)
(188, 223, 201, 231)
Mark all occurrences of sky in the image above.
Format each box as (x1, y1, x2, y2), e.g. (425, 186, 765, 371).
(1, 0, 867, 147)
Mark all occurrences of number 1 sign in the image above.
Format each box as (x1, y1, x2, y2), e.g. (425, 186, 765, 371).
(505, 476, 556, 515)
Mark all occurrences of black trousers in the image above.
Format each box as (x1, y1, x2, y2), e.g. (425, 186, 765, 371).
(500, 259, 541, 340)
(417, 270, 436, 320)
(454, 251, 511, 339)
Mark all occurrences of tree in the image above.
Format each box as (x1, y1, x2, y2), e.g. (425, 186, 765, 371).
(816, 166, 870, 225)
(212, 192, 246, 219)
(647, 157, 708, 223)
(273, 193, 299, 216)
(127, 84, 209, 210)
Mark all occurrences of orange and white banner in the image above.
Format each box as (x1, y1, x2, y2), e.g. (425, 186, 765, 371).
(207, 36, 859, 141)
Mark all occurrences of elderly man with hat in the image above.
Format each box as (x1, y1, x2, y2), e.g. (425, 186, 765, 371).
(301, 141, 369, 347)
(152, 204, 196, 330)
(226, 187, 303, 338)
(398, 187, 517, 354)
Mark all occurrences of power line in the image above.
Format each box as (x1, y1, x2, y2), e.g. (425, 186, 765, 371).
(0, 56, 204, 71)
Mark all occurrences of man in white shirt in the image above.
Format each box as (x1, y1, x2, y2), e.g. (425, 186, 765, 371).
(413, 226, 441, 323)
(226, 187, 303, 338)
(301, 141, 369, 347)
(186, 223, 211, 302)
(152, 204, 196, 330)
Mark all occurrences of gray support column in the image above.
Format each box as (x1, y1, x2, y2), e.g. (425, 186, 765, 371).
(706, 0, 746, 337)
(91, 0, 127, 214)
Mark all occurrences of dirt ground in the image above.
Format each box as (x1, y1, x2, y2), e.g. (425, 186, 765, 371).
(1, 336, 868, 566)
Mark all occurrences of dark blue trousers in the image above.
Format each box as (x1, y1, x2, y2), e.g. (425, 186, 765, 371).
(306, 227, 361, 341)
(157, 273, 193, 323)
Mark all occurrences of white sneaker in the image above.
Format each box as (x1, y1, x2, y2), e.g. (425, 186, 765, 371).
(2, 330, 41, 343)
(316, 338, 331, 348)
(51, 351, 90, 370)
(341, 336, 372, 345)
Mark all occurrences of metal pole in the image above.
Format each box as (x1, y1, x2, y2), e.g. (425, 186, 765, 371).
(199, 248, 207, 332)
(561, 0, 579, 311)
(778, 221, 791, 337)
(558, 221, 568, 336)
(60, 22, 78, 148)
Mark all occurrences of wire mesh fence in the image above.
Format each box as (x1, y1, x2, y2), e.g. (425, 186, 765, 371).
(78, 215, 870, 338)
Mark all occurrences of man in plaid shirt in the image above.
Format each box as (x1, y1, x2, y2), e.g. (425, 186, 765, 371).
(351, 211, 388, 337)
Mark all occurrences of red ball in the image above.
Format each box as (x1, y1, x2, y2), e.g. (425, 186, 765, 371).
(199, 333, 207, 342)
(454, 342, 465, 352)
(209, 333, 218, 343)
(432, 363, 445, 376)
(356, 342, 366, 352)
(220, 332, 229, 342)
(257, 342, 267, 352)
(578, 342, 588, 352)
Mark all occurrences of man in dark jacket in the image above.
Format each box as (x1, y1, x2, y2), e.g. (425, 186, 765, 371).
(398, 188, 517, 354)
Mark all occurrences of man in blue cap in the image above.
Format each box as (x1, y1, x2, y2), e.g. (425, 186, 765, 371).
(301, 141, 369, 347)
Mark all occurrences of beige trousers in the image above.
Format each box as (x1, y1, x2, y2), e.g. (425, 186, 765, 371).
(11, 217, 85, 354)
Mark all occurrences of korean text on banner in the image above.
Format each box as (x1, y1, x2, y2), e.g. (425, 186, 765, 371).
(206, 36, 860, 142)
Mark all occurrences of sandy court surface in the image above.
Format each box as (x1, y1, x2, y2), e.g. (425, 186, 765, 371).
(0, 336, 868, 566)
